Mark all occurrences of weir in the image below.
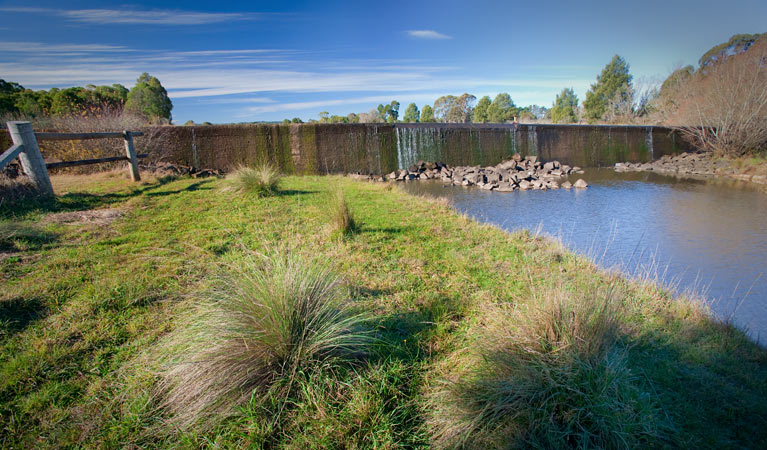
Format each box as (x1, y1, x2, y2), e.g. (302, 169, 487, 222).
(0, 123, 691, 175)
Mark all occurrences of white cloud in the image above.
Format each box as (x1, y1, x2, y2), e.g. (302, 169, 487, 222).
(407, 30, 451, 40)
(0, 7, 259, 25)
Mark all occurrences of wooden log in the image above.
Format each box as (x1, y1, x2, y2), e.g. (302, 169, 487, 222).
(7, 122, 54, 197)
(0, 143, 24, 171)
(35, 131, 144, 141)
(123, 131, 141, 181)
(45, 154, 148, 169)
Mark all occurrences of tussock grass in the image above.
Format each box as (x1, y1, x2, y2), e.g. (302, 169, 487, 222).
(330, 188, 358, 237)
(154, 246, 370, 431)
(426, 283, 664, 449)
(226, 164, 280, 196)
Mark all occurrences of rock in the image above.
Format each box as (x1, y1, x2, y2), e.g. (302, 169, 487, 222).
(550, 169, 563, 177)
(405, 173, 416, 180)
(512, 153, 522, 162)
(387, 171, 398, 180)
(548, 181, 560, 189)
(572, 166, 582, 172)
(574, 179, 588, 188)
(518, 180, 531, 190)
(408, 164, 418, 173)
(543, 161, 555, 171)
(526, 155, 538, 164)
(561, 181, 572, 189)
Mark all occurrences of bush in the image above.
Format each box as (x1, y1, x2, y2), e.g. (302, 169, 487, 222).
(227, 164, 280, 196)
(155, 247, 370, 431)
(425, 284, 663, 449)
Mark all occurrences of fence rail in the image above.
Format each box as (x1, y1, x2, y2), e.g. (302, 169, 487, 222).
(35, 131, 144, 141)
(2, 122, 144, 197)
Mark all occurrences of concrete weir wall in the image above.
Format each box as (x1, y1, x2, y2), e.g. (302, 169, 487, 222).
(1, 123, 692, 175)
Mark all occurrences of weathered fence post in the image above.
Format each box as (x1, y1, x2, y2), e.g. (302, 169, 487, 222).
(6, 121, 54, 197)
(122, 131, 141, 182)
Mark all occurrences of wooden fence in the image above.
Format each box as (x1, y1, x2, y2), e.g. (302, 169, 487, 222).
(0, 121, 145, 197)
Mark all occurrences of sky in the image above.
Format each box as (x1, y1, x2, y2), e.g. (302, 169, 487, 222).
(0, 0, 765, 124)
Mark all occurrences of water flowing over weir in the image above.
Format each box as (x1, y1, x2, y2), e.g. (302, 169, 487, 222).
(0, 123, 689, 174)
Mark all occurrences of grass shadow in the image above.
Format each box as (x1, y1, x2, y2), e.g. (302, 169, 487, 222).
(0, 296, 47, 339)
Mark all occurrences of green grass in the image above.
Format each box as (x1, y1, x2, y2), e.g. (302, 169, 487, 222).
(0, 173, 766, 448)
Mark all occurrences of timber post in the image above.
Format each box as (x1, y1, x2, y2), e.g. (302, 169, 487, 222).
(123, 131, 141, 182)
(6, 121, 54, 197)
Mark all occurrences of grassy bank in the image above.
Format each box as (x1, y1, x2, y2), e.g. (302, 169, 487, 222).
(1, 172, 766, 448)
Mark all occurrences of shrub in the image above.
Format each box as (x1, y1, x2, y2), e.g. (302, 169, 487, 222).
(425, 284, 663, 449)
(226, 164, 281, 196)
(155, 248, 370, 431)
(330, 188, 358, 237)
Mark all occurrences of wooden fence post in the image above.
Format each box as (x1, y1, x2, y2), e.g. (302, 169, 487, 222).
(123, 131, 141, 182)
(6, 121, 54, 197)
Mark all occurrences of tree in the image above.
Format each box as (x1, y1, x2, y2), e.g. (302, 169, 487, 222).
(402, 103, 420, 122)
(699, 33, 765, 72)
(473, 96, 491, 123)
(377, 101, 400, 123)
(125, 73, 173, 123)
(583, 55, 632, 123)
(487, 93, 517, 123)
(318, 111, 329, 123)
(434, 93, 476, 122)
(291, 117, 303, 123)
(0, 79, 24, 115)
(550, 88, 579, 124)
(421, 104, 435, 122)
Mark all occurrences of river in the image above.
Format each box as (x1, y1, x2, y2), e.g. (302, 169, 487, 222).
(401, 169, 767, 341)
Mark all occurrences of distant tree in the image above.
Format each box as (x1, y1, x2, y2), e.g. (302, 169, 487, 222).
(318, 111, 330, 123)
(698, 33, 765, 72)
(487, 93, 517, 123)
(358, 108, 383, 123)
(583, 55, 632, 123)
(402, 103, 420, 122)
(185, 120, 196, 126)
(0, 79, 24, 114)
(291, 117, 303, 123)
(282, 118, 290, 125)
(347, 113, 359, 123)
(126, 73, 173, 123)
(377, 101, 400, 123)
(420, 104, 435, 122)
(473, 96, 491, 123)
(529, 104, 548, 120)
(550, 88, 579, 123)
(434, 93, 476, 122)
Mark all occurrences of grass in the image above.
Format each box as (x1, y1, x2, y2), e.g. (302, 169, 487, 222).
(226, 164, 281, 196)
(0, 172, 765, 448)
(426, 283, 663, 449)
(330, 187, 359, 238)
(154, 246, 370, 432)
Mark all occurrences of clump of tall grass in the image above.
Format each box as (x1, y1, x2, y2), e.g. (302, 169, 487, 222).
(426, 284, 664, 449)
(226, 164, 281, 196)
(330, 188, 358, 237)
(154, 247, 370, 431)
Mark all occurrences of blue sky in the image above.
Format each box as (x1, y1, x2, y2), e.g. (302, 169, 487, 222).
(0, 0, 765, 123)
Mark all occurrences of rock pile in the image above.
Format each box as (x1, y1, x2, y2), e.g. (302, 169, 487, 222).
(614, 152, 767, 185)
(384, 154, 587, 191)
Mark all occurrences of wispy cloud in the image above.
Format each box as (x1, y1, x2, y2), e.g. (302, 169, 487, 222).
(407, 30, 451, 40)
(0, 7, 260, 25)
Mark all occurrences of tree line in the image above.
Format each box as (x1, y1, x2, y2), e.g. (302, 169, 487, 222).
(0, 73, 173, 124)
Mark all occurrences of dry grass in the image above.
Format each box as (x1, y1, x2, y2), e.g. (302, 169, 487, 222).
(0, 175, 42, 207)
(226, 164, 281, 196)
(154, 246, 370, 431)
(425, 283, 664, 449)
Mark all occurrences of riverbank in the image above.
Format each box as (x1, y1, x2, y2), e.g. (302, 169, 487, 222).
(1, 172, 766, 447)
(616, 152, 767, 186)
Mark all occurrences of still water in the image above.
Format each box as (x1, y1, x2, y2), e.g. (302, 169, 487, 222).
(401, 169, 767, 341)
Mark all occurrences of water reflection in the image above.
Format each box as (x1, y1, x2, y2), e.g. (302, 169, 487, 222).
(401, 169, 767, 341)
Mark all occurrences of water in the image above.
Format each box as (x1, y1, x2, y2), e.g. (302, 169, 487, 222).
(401, 169, 767, 341)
